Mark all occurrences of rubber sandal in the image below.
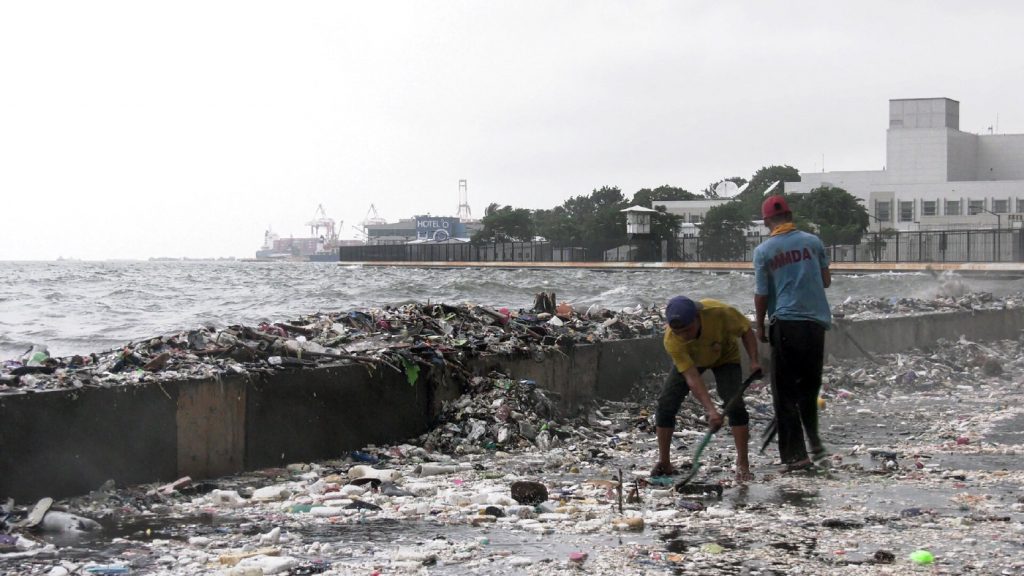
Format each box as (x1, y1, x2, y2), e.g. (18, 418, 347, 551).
(781, 460, 814, 474)
(16, 497, 52, 529)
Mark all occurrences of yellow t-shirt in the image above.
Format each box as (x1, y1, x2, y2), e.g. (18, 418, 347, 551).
(662, 299, 751, 373)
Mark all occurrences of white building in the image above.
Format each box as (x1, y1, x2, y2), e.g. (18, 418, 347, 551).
(786, 98, 1024, 231)
(654, 198, 728, 225)
(653, 199, 764, 238)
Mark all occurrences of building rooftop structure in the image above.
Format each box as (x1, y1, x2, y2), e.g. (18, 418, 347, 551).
(786, 98, 1024, 231)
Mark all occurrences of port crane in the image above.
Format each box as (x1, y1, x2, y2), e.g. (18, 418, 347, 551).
(362, 204, 386, 227)
(306, 204, 339, 244)
(354, 204, 386, 243)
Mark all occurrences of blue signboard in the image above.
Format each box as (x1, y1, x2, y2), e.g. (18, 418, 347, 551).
(415, 216, 464, 241)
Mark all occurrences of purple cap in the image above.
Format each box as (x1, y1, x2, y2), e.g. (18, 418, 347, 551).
(666, 296, 701, 327)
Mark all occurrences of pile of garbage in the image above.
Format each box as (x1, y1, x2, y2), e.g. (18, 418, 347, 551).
(3, 326, 1023, 575)
(832, 290, 1024, 320)
(6, 289, 1023, 398)
(0, 293, 660, 396)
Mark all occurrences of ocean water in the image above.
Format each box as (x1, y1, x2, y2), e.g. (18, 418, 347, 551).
(2, 261, 1022, 360)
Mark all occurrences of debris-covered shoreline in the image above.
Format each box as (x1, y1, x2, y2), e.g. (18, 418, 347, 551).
(0, 293, 664, 397)
(3, 291, 1021, 397)
(832, 290, 1024, 320)
(2, 294, 1023, 575)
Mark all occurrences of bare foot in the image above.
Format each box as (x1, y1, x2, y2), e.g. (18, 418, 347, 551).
(650, 462, 677, 477)
(735, 470, 755, 483)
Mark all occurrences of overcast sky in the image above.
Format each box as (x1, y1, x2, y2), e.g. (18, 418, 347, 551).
(1, 1, 1021, 260)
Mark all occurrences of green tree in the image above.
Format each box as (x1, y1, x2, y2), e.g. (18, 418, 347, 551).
(699, 201, 750, 261)
(649, 207, 683, 241)
(589, 186, 629, 248)
(472, 203, 535, 242)
(649, 207, 684, 259)
(791, 185, 870, 245)
(557, 186, 628, 249)
(747, 165, 800, 196)
(532, 206, 578, 244)
(631, 185, 700, 207)
(736, 165, 801, 218)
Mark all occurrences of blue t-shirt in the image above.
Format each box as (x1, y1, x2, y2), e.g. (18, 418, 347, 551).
(753, 230, 831, 328)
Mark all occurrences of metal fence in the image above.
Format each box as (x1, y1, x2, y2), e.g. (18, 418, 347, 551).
(339, 229, 1024, 263)
(340, 242, 592, 262)
(831, 229, 1022, 263)
(676, 228, 1023, 263)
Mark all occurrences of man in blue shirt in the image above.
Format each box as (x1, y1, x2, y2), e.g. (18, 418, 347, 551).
(753, 195, 831, 472)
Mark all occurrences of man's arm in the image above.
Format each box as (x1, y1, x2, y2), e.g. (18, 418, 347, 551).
(754, 294, 770, 343)
(816, 237, 831, 288)
(752, 249, 772, 343)
(681, 366, 724, 430)
(740, 327, 762, 374)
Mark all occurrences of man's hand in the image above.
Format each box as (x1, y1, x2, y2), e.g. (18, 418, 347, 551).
(707, 409, 724, 432)
(756, 322, 768, 343)
(747, 363, 765, 392)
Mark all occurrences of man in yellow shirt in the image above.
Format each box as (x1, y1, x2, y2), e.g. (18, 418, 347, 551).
(653, 296, 762, 482)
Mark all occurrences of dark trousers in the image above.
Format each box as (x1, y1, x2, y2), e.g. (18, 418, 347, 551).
(656, 363, 749, 428)
(769, 319, 826, 464)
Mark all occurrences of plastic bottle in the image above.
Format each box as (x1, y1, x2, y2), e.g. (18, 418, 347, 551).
(347, 465, 400, 482)
(350, 450, 379, 464)
(210, 489, 246, 508)
(84, 567, 130, 575)
(21, 345, 49, 367)
(415, 463, 458, 477)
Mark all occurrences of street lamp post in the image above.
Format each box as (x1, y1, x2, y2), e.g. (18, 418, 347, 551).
(866, 213, 885, 233)
(912, 221, 923, 262)
(979, 207, 1001, 230)
(979, 207, 1001, 261)
(866, 213, 887, 262)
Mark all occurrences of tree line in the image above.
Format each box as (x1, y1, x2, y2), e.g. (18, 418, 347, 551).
(471, 165, 871, 260)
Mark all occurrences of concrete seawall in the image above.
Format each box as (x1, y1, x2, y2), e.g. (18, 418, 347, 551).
(826, 307, 1024, 359)
(2, 309, 1020, 500)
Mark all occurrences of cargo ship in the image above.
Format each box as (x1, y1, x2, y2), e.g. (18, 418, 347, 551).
(255, 205, 348, 261)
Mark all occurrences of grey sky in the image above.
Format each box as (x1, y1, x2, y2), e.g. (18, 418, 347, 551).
(1, 1, 1021, 260)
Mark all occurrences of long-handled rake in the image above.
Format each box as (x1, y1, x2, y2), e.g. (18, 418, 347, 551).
(676, 369, 763, 489)
(760, 416, 777, 454)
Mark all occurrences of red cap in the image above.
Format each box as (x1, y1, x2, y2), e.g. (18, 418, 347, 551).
(761, 195, 791, 219)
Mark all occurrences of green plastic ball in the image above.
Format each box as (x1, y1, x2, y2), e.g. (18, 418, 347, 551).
(909, 549, 934, 565)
